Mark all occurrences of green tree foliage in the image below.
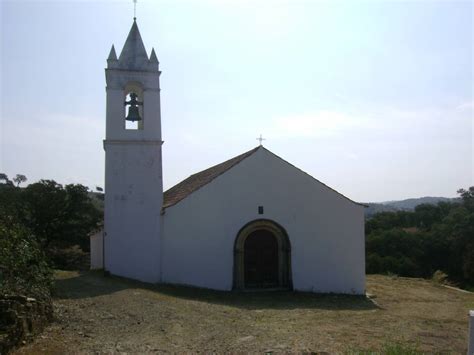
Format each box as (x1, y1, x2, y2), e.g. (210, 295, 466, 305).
(0, 173, 13, 186)
(0, 176, 102, 255)
(0, 175, 102, 296)
(0, 175, 52, 297)
(366, 229, 424, 277)
(0, 218, 52, 299)
(366, 187, 474, 287)
(13, 174, 27, 187)
(366, 211, 415, 234)
(21, 180, 102, 251)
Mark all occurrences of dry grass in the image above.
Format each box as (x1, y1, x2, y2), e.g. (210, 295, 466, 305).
(14, 271, 474, 354)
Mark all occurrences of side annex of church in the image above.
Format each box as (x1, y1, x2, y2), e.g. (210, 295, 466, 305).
(96, 20, 366, 294)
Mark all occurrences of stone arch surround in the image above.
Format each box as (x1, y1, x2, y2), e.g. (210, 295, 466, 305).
(233, 219, 292, 290)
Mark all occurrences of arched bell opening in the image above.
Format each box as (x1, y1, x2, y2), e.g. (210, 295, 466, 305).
(233, 219, 292, 290)
(123, 82, 144, 130)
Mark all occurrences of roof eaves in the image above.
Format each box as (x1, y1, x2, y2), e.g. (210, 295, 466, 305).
(162, 146, 261, 211)
(260, 147, 367, 208)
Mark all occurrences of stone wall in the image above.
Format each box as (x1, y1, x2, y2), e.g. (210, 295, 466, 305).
(0, 295, 53, 354)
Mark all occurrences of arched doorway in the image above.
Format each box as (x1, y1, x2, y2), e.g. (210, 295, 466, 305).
(234, 219, 292, 290)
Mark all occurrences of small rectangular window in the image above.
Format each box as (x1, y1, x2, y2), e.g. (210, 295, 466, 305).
(258, 206, 264, 214)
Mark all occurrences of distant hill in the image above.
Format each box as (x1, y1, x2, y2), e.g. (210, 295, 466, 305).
(381, 197, 458, 210)
(364, 196, 459, 218)
(363, 203, 400, 217)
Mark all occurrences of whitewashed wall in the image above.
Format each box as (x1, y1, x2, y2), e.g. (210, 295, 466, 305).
(103, 59, 163, 283)
(104, 142, 163, 283)
(162, 147, 365, 294)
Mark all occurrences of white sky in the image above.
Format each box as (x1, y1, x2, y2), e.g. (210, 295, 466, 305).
(1, 0, 472, 202)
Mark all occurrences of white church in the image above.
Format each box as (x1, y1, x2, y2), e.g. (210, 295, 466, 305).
(92, 19, 366, 294)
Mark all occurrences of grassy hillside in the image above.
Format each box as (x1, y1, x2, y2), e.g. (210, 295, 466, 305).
(15, 271, 474, 354)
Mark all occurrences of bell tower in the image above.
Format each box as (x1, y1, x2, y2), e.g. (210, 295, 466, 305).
(103, 19, 163, 283)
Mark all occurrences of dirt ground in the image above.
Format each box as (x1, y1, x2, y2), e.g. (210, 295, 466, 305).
(14, 271, 474, 354)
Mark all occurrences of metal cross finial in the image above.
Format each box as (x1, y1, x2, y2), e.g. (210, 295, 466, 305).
(133, 0, 137, 20)
(256, 134, 266, 146)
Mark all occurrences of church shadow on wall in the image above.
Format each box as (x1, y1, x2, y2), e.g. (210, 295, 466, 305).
(54, 271, 378, 311)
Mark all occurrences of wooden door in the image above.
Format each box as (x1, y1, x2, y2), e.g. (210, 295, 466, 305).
(244, 229, 279, 288)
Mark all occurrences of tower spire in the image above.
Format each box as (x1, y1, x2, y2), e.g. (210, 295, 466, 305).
(117, 20, 150, 70)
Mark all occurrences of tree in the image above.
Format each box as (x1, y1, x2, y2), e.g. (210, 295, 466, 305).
(365, 186, 474, 288)
(414, 203, 441, 230)
(366, 228, 424, 277)
(0, 173, 13, 186)
(0, 176, 24, 222)
(13, 174, 27, 187)
(458, 187, 474, 200)
(22, 180, 102, 251)
(458, 187, 474, 211)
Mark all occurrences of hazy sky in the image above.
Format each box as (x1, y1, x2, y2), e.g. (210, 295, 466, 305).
(1, 0, 472, 202)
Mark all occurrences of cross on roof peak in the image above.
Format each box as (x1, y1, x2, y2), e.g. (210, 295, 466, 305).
(256, 134, 266, 146)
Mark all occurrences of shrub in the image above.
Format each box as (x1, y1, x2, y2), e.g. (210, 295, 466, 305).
(0, 218, 52, 299)
(431, 270, 449, 286)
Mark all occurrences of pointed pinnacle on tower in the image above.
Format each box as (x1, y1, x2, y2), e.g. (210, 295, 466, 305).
(107, 45, 119, 69)
(149, 48, 159, 63)
(108, 45, 118, 61)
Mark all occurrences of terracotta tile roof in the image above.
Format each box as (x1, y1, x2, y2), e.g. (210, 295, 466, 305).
(162, 146, 261, 209)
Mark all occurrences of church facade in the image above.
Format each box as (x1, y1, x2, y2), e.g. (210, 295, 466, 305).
(98, 20, 366, 294)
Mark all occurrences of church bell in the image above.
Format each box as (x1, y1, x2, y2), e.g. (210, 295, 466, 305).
(126, 105, 141, 122)
(124, 93, 142, 122)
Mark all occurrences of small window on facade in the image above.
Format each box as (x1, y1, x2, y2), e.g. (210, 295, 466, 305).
(124, 92, 143, 130)
(258, 206, 264, 214)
